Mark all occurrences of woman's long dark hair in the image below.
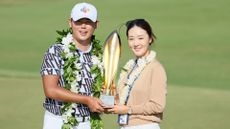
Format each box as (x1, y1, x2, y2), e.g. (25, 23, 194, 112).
(126, 19, 156, 44)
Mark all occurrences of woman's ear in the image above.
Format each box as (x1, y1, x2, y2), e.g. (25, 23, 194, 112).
(149, 38, 153, 45)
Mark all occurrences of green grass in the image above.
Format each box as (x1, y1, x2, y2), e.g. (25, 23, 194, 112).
(162, 85, 230, 129)
(0, 77, 43, 129)
(0, 0, 230, 129)
(1, 77, 230, 129)
(0, 0, 229, 89)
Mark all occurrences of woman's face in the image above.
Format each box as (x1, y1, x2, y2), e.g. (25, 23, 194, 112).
(127, 26, 152, 58)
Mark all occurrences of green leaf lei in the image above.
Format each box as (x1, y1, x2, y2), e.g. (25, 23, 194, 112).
(56, 28, 104, 129)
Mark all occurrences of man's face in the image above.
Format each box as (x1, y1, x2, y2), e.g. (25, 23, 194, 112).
(69, 18, 97, 43)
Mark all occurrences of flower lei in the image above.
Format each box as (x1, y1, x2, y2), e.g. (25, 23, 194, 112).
(118, 51, 156, 105)
(56, 29, 104, 129)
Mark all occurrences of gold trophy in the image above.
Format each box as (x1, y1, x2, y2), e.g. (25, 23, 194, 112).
(101, 30, 121, 108)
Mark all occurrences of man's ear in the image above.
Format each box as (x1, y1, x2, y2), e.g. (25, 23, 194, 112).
(68, 18, 72, 28)
(95, 20, 99, 29)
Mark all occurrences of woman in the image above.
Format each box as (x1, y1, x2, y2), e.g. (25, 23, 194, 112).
(108, 19, 167, 129)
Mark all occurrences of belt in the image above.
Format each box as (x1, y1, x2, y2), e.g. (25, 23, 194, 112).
(76, 116, 90, 122)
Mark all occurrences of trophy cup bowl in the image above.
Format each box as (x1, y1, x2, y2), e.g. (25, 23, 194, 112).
(101, 30, 121, 108)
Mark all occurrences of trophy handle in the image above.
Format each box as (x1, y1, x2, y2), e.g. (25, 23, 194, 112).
(110, 80, 116, 96)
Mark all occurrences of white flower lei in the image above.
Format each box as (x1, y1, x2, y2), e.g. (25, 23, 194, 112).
(118, 51, 156, 105)
(56, 29, 104, 129)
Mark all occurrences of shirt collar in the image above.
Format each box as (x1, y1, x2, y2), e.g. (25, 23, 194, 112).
(77, 43, 92, 54)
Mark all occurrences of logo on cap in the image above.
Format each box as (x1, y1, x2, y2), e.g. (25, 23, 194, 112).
(71, 2, 97, 22)
(80, 6, 90, 14)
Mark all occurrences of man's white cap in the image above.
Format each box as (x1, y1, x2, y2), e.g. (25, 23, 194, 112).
(71, 2, 97, 22)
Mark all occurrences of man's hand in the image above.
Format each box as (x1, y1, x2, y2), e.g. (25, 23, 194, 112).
(86, 96, 104, 113)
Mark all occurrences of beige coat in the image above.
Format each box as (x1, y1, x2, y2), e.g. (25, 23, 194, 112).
(119, 59, 167, 126)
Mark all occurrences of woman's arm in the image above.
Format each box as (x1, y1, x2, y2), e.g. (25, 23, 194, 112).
(130, 64, 167, 115)
(108, 63, 167, 115)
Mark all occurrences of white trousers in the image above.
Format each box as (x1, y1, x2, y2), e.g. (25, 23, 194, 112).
(120, 123, 160, 129)
(43, 111, 91, 129)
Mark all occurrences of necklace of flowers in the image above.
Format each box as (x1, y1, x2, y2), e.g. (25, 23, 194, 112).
(56, 29, 104, 129)
(118, 50, 156, 105)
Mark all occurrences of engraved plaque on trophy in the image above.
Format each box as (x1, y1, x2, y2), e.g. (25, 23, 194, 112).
(101, 30, 121, 108)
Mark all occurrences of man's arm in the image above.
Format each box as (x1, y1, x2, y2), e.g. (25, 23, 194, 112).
(42, 75, 104, 113)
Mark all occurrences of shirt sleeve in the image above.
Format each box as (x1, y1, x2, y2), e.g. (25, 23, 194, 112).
(40, 45, 62, 76)
(131, 63, 167, 115)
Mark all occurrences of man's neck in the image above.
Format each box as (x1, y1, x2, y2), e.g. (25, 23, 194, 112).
(73, 39, 91, 52)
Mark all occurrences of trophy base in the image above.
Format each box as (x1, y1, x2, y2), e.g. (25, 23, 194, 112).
(100, 95, 114, 108)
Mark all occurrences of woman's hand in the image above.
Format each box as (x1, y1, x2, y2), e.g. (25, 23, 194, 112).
(107, 105, 129, 114)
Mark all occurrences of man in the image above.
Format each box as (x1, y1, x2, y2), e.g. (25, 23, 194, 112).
(40, 2, 104, 129)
